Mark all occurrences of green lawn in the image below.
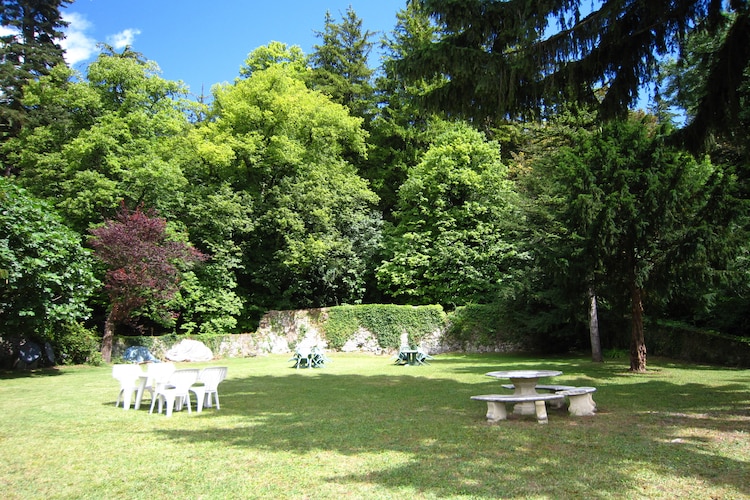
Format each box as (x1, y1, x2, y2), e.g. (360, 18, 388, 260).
(1, 353, 748, 499)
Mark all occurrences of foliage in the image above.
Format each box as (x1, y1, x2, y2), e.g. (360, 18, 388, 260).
(324, 304, 446, 349)
(529, 115, 743, 370)
(398, 0, 750, 147)
(89, 203, 205, 318)
(88, 203, 206, 361)
(377, 121, 527, 306)
(10, 48, 191, 232)
(0, 0, 70, 154)
(0, 178, 98, 340)
(239, 41, 308, 77)
(309, 6, 376, 121)
(49, 321, 102, 366)
(444, 303, 526, 349)
(197, 62, 381, 310)
(366, 1, 441, 219)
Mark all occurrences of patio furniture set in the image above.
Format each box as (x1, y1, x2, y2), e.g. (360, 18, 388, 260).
(471, 370, 597, 424)
(112, 351, 597, 425)
(392, 345, 434, 366)
(112, 363, 228, 417)
(289, 345, 330, 369)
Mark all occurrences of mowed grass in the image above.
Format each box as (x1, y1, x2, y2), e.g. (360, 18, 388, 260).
(0, 352, 748, 499)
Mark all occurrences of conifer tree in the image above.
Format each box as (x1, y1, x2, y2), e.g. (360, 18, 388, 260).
(0, 0, 70, 167)
(397, 0, 750, 147)
(309, 6, 376, 122)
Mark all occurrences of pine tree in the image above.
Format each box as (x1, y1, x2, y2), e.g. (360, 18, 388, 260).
(0, 0, 70, 154)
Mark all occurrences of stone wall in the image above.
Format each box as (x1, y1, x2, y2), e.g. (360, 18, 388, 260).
(110, 307, 522, 361)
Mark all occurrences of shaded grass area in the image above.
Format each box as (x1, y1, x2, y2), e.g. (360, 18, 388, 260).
(1, 353, 748, 499)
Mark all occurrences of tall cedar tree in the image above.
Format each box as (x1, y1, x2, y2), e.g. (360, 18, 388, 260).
(89, 204, 206, 362)
(0, 0, 70, 173)
(397, 0, 750, 148)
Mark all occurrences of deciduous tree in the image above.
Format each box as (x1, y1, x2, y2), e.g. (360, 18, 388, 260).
(89, 203, 205, 362)
(377, 121, 525, 306)
(192, 61, 381, 311)
(0, 178, 97, 341)
(9, 48, 191, 232)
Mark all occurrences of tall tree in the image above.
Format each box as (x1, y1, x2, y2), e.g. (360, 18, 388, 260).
(0, 178, 98, 341)
(532, 115, 741, 371)
(366, 1, 440, 219)
(309, 7, 376, 122)
(396, 0, 750, 148)
(89, 203, 206, 362)
(194, 62, 381, 311)
(0, 0, 70, 169)
(377, 121, 525, 306)
(9, 48, 191, 232)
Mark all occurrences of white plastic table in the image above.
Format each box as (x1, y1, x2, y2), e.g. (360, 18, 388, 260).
(485, 370, 563, 415)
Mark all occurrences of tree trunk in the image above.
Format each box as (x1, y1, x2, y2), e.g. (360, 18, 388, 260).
(588, 287, 603, 362)
(101, 307, 118, 363)
(629, 284, 647, 372)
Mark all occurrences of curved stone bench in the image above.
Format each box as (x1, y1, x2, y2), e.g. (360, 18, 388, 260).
(501, 384, 577, 410)
(471, 393, 565, 424)
(557, 387, 597, 416)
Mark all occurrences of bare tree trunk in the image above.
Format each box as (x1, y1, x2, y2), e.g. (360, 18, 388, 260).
(629, 284, 647, 372)
(101, 306, 119, 363)
(588, 287, 603, 362)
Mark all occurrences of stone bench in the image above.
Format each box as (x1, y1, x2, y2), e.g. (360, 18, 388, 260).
(501, 384, 576, 409)
(471, 393, 566, 424)
(557, 387, 597, 416)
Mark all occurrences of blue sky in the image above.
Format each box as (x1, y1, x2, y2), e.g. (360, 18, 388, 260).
(58, 0, 408, 98)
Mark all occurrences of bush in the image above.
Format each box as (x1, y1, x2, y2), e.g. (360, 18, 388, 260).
(324, 304, 446, 349)
(445, 303, 529, 350)
(50, 322, 102, 366)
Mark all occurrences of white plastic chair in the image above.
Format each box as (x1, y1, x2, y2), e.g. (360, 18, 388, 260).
(112, 364, 145, 410)
(149, 368, 200, 417)
(197, 366, 228, 409)
(136, 362, 175, 409)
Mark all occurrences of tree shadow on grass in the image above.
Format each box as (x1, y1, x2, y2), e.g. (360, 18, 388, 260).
(151, 367, 750, 498)
(0, 366, 63, 379)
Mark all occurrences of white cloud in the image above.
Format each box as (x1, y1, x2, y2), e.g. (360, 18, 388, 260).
(107, 28, 141, 50)
(60, 12, 98, 65)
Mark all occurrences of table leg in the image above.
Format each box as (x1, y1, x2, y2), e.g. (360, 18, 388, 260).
(511, 378, 540, 415)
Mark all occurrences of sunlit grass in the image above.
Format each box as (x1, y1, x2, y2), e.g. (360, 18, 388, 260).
(1, 353, 748, 499)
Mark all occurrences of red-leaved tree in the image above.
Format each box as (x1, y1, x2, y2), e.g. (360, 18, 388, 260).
(89, 203, 206, 362)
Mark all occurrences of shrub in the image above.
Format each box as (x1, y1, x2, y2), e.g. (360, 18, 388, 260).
(50, 322, 102, 366)
(325, 304, 446, 349)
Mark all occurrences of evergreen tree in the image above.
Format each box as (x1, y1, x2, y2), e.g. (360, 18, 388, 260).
(529, 115, 741, 371)
(0, 0, 70, 170)
(309, 7, 376, 122)
(397, 0, 750, 148)
(366, 1, 440, 219)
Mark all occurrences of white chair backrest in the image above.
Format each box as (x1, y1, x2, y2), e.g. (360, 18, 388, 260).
(199, 367, 228, 389)
(112, 364, 143, 384)
(146, 362, 176, 386)
(167, 369, 200, 392)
